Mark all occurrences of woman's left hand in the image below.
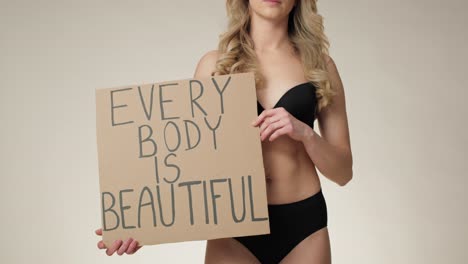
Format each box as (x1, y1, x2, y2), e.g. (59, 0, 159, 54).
(252, 107, 312, 142)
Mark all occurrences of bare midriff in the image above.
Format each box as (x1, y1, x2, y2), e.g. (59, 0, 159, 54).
(261, 131, 322, 205)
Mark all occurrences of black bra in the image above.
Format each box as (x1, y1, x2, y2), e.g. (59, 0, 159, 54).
(257, 82, 318, 129)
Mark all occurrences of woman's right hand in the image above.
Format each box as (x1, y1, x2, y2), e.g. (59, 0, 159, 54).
(95, 228, 142, 256)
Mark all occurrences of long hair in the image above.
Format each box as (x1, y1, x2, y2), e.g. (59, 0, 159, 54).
(212, 0, 336, 112)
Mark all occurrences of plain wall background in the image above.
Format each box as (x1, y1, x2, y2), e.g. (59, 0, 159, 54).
(1, 0, 467, 263)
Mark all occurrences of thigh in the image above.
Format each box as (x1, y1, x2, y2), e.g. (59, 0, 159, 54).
(280, 227, 332, 264)
(204, 238, 260, 264)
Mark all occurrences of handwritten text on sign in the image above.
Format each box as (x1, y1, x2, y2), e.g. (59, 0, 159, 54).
(95, 72, 270, 246)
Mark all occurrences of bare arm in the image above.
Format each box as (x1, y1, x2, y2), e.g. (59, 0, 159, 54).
(301, 55, 353, 186)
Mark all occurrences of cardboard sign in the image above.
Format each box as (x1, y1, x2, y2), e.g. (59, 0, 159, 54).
(95, 72, 270, 246)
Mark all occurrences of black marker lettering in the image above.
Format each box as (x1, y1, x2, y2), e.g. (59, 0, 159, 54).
(203, 181, 210, 224)
(137, 186, 157, 228)
(211, 76, 231, 114)
(183, 120, 201, 150)
(189, 80, 207, 117)
(210, 178, 227, 225)
(101, 192, 119, 231)
(137, 84, 155, 121)
(110, 88, 134, 126)
(163, 121, 181, 152)
(204, 115, 222, 150)
(159, 83, 180, 120)
(138, 125, 157, 157)
(163, 153, 181, 183)
(156, 184, 176, 227)
(228, 176, 246, 223)
(179, 181, 202, 225)
(119, 189, 136, 229)
(248, 175, 268, 222)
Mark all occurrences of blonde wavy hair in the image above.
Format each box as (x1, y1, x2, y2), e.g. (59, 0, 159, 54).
(212, 0, 336, 112)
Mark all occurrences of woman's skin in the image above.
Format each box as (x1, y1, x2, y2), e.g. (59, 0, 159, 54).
(202, 1, 352, 263)
(95, 0, 352, 262)
(95, 228, 141, 256)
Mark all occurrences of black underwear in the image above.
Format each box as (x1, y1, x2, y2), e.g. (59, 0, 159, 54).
(233, 189, 328, 264)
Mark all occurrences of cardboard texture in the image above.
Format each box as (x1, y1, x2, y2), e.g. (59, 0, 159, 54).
(95, 72, 270, 247)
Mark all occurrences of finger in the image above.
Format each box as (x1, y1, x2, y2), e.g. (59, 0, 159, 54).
(259, 116, 281, 135)
(127, 240, 142, 255)
(258, 108, 288, 132)
(117, 238, 133, 256)
(261, 119, 286, 141)
(259, 116, 269, 133)
(106, 239, 123, 256)
(95, 228, 102, 236)
(269, 125, 292, 141)
(126, 239, 140, 254)
(97, 240, 107, 249)
(252, 109, 277, 127)
(135, 244, 143, 252)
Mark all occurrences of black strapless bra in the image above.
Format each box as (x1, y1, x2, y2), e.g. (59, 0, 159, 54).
(257, 81, 318, 129)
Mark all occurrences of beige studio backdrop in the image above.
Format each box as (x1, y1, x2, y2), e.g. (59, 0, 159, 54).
(1, 0, 467, 263)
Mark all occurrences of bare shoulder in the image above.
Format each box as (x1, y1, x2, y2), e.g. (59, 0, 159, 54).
(323, 53, 333, 66)
(317, 54, 351, 151)
(193, 50, 220, 79)
(322, 53, 344, 98)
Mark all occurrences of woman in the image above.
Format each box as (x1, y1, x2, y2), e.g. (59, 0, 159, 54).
(96, 0, 353, 263)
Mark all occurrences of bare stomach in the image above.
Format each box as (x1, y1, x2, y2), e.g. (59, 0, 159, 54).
(262, 135, 322, 204)
(204, 136, 325, 264)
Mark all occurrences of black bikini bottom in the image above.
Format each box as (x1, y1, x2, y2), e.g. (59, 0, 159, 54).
(233, 188, 328, 264)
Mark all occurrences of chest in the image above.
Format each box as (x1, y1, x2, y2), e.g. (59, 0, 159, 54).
(257, 82, 318, 129)
(255, 55, 318, 129)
